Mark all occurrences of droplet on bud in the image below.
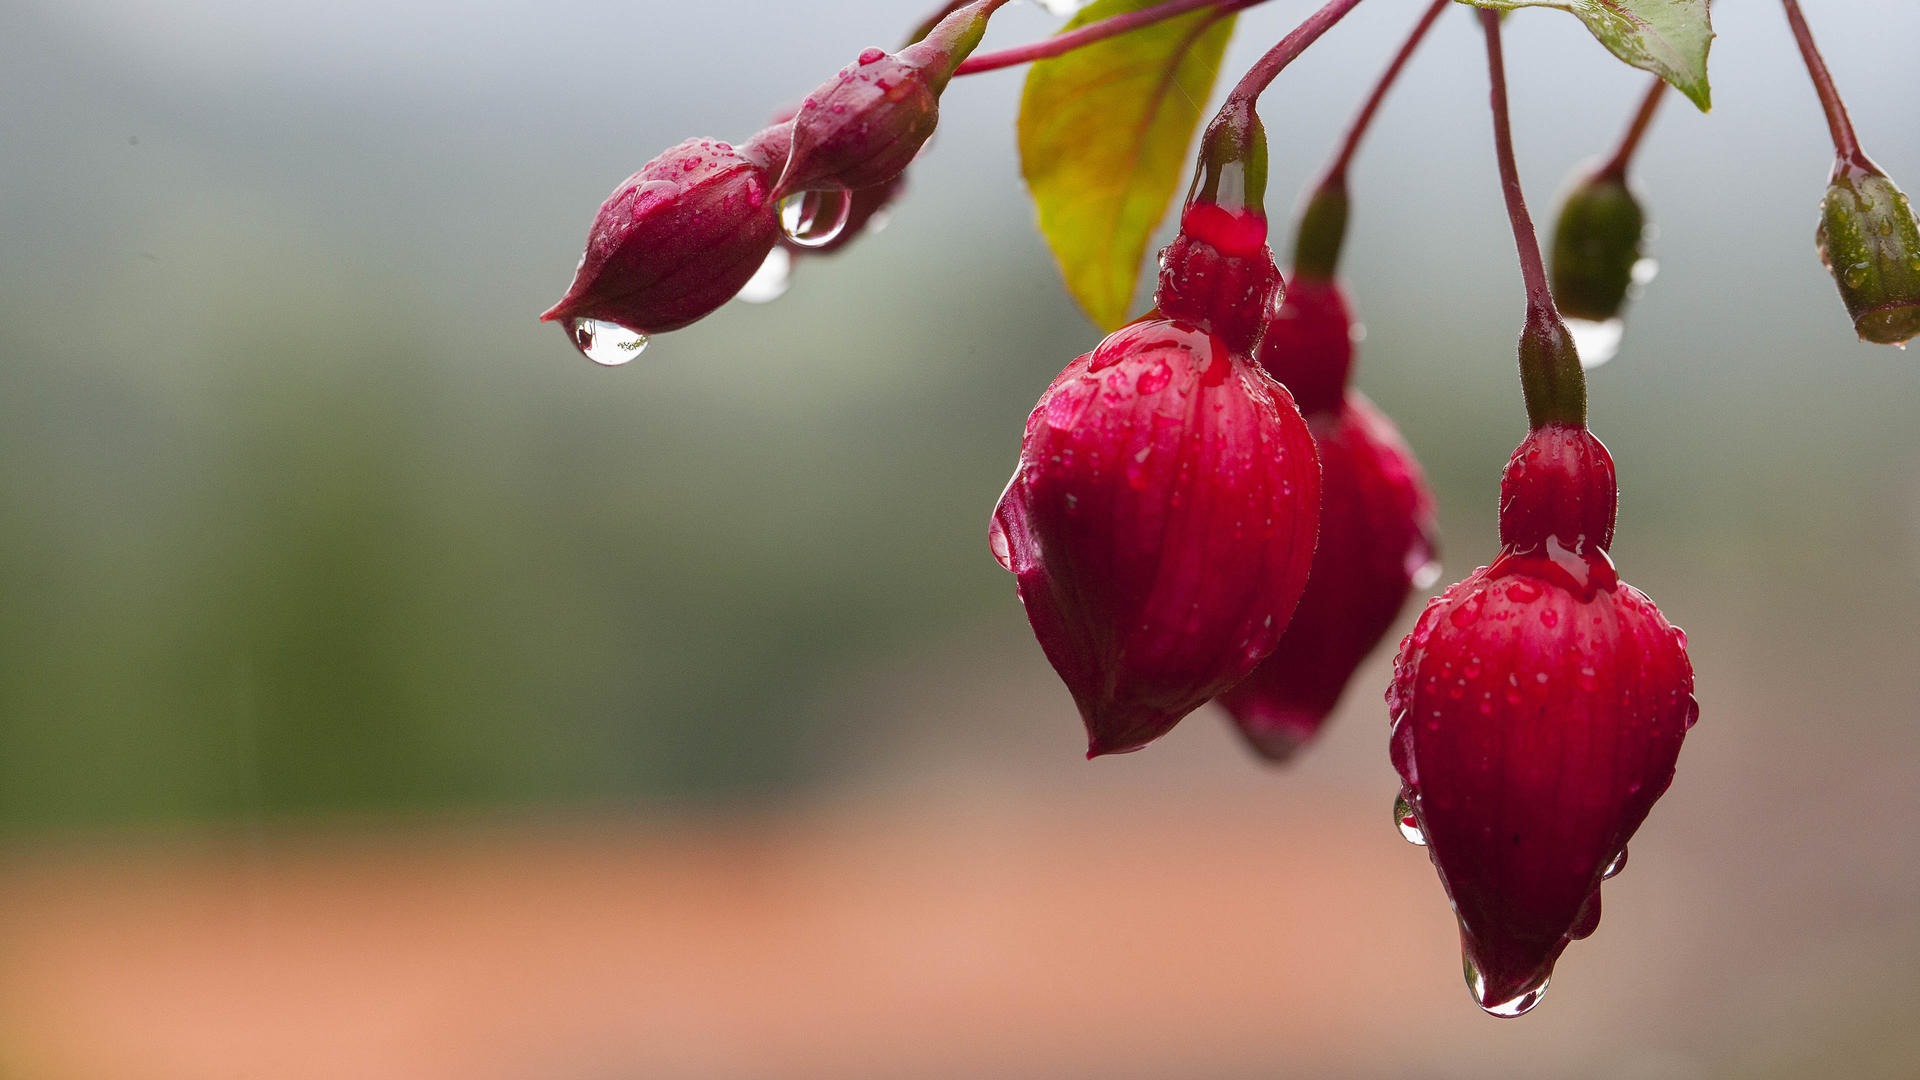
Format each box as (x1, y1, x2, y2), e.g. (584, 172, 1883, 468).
(1565, 317, 1624, 368)
(735, 247, 793, 304)
(1394, 792, 1427, 846)
(1465, 954, 1549, 1019)
(566, 317, 649, 367)
(1602, 846, 1628, 880)
(778, 186, 854, 248)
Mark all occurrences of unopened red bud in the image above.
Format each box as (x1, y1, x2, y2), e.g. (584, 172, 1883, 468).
(541, 136, 782, 357)
(1218, 392, 1435, 760)
(778, 0, 997, 195)
(1817, 161, 1920, 346)
(1216, 277, 1436, 761)
(1390, 424, 1694, 1017)
(1550, 169, 1648, 324)
(992, 318, 1320, 757)
(1497, 424, 1617, 555)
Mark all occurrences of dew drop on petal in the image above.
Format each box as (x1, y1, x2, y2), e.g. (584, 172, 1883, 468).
(1566, 318, 1624, 368)
(566, 318, 648, 367)
(1394, 792, 1426, 846)
(987, 514, 1014, 572)
(1602, 847, 1628, 879)
(735, 247, 792, 304)
(778, 186, 853, 248)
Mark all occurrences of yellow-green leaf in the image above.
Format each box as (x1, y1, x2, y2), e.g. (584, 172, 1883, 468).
(1018, 0, 1238, 331)
(1458, 0, 1714, 111)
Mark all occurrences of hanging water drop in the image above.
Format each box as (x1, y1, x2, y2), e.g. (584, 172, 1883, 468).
(988, 514, 1014, 572)
(1394, 792, 1426, 846)
(1566, 317, 1624, 368)
(1602, 847, 1628, 879)
(778, 186, 853, 248)
(1408, 550, 1443, 591)
(736, 247, 792, 304)
(1464, 955, 1549, 1019)
(566, 318, 649, 367)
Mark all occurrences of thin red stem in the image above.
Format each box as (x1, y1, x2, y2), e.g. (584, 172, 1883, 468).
(955, 0, 1243, 76)
(1320, 0, 1449, 188)
(1780, 0, 1867, 169)
(1596, 77, 1667, 180)
(1481, 10, 1554, 321)
(1482, 9, 1585, 428)
(1222, 0, 1366, 110)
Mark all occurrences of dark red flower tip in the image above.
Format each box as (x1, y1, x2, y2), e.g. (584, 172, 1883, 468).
(541, 136, 782, 343)
(1217, 392, 1436, 761)
(1155, 204, 1283, 356)
(1498, 424, 1617, 557)
(991, 318, 1321, 757)
(1253, 276, 1355, 416)
(1389, 426, 1694, 1017)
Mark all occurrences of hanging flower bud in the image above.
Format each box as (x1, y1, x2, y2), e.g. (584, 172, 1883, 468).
(540, 136, 783, 359)
(1389, 423, 1695, 1017)
(1216, 275, 1436, 759)
(991, 106, 1319, 757)
(1816, 160, 1920, 346)
(777, 0, 1002, 195)
(1549, 167, 1647, 326)
(992, 320, 1320, 757)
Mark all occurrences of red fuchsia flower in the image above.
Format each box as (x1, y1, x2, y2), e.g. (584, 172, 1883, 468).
(992, 112, 1321, 757)
(1388, 421, 1695, 1017)
(1215, 265, 1438, 761)
(540, 133, 785, 359)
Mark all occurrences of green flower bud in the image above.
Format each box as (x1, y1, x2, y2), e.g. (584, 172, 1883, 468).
(1816, 162, 1920, 346)
(1549, 169, 1647, 324)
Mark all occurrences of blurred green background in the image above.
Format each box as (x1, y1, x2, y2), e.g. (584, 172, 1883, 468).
(2, 1, 1918, 1076)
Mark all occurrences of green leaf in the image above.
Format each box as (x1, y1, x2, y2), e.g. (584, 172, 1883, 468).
(1458, 0, 1714, 111)
(1018, 1, 1238, 331)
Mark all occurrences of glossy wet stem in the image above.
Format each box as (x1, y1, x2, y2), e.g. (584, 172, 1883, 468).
(1780, 0, 1870, 173)
(1296, 0, 1448, 278)
(1596, 76, 1667, 182)
(955, 0, 1264, 76)
(1481, 9, 1585, 429)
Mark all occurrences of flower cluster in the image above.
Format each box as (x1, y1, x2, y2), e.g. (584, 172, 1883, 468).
(539, 0, 1005, 362)
(538, 0, 1920, 1020)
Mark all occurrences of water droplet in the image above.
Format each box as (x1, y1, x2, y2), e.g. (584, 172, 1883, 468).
(777, 186, 853, 248)
(566, 318, 648, 367)
(1671, 625, 1689, 649)
(857, 47, 887, 65)
(1566, 317, 1624, 368)
(988, 514, 1013, 571)
(1409, 554, 1443, 591)
(1602, 847, 1628, 879)
(1394, 793, 1427, 846)
(734, 247, 792, 305)
(1448, 593, 1484, 628)
(1465, 955, 1549, 1018)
